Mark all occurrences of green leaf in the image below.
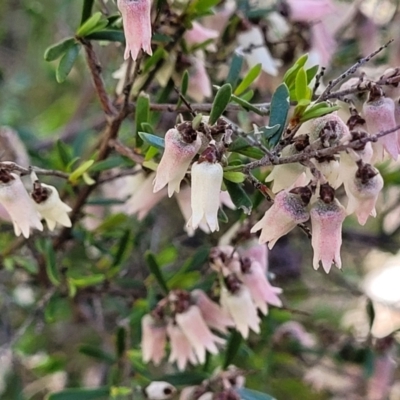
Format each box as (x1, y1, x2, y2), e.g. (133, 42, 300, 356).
(69, 274, 105, 288)
(268, 83, 290, 147)
(135, 95, 150, 146)
(145, 251, 169, 294)
(56, 43, 80, 83)
(142, 47, 168, 73)
(44, 38, 76, 62)
(46, 387, 110, 400)
(306, 64, 319, 83)
(224, 180, 252, 214)
(81, 0, 95, 25)
(226, 53, 244, 87)
(77, 12, 107, 37)
(234, 63, 262, 96)
(177, 70, 189, 108)
(116, 327, 126, 358)
(86, 30, 125, 43)
(138, 132, 165, 149)
(223, 171, 245, 183)
(240, 89, 254, 102)
(189, 0, 221, 13)
(228, 137, 264, 159)
(300, 104, 340, 122)
(56, 140, 73, 168)
(236, 388, 276, 400)
(91, 157, 124, 172)
(45, 241, 60, 286)
(223, 331, 242, 368)
(218, 207, 229, 223)
(112, 230, 132, 267)
(283, 53, 308, 89)
(260, 124, 280, 141)
(69, 160, 94, 184)
(209, 84, 232, 125)
(230, 94, 265, 115)
(295, 67, 309, 101)
(79, 345, 116, 364)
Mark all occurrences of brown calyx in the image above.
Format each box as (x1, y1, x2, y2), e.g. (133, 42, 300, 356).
(198, 145, 219, 164)
(367, 85, 384, 103)
(319, 183, 335, 204)
(347, 114, 366, 131)
(0, 169, 15, 183)
(355, 162, 377, 184)
(31, 181, 50, 203)
(289, 185, 312, 205)
(225, 274, 242, 295)
(176, 121, 198, 143)
(293, 134, 310, 151)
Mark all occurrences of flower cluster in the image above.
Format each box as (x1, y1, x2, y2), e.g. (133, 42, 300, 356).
(0, 167, 71, 238)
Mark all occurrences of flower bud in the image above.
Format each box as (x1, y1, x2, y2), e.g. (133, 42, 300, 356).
(310, 193, 346, 273)
(154, 128, 201, 197)
(117, 0, 152, 60)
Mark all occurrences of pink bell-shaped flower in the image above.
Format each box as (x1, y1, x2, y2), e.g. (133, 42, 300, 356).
(167, 322, 198, 371)
(0, 170, 43, 238)
(363, 86, 399, 160)
(117, 0, 152, 60)
(309, 112, 351, 147)
(191, 289, 234, 334)
(220, 275, 260, 339)
(187, 54, 212, 102)
(175, 305, 225, 364)
(239, 258, 282, 315)
(310, 184, 346, 273)
(345, 162, 384, 226)
(251, 186, 312, 249)
(184, 22, 219, 50)
(141, 314, 167, 366)
(154, 127, 201, 197)
(237, 239, 268, 273)
(188, 145, 223, 232)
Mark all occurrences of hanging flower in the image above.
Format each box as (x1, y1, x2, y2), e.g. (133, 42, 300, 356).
(184, 22, 219, 51)
(309, 112, 351, 147)
(283, 0, 334, 22)
(0, 169, 43, 238)
(30, 179, 72, 231)
(153, 126, 201, 197)
(237, 239, 269, 273)
(363, 86, 399, 161)
(191, 289, 234, 334)
(141, 314, 167, 366)
(175, 305, 225, 364)
(345, 163, 384, 225)
(187, 53, 212, 103)
(188, 145, 223, 233)
(310, 184, 346, 273)
(117, 0, 152, 60)
(239, 258, 282, 315)
(166, 322, 197, 371)
(220, 276, 261, 339)
(251, 186, 312, 249)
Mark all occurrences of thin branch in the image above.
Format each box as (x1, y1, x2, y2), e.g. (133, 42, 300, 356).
(0, 162, 69, 179)
(108, 139, 145, 164)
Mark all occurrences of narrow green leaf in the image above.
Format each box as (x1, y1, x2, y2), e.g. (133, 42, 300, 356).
(142, 48, 168, 73)
(224, 180, 252, 214)
(226, 53, 244, 87)
(112, 230, 131, 267)
(81, 0, 95, 25)
(300, 105, 340, 122)
(231, 94, 265, 115)
(240, 89, 254, 102)
(283, 53, 308, 89)
(56, 140, 73, 168)
(268, 83, 290, 147)
(45, 241, 60, 286)
(86, 30, 125, 43)
(228, 137, 264, 159)
(209, 84, 232, 125)
(70, 275, 105, 288)
(306, 64, 319, 83)
(135, 95, 150, 146)
(46, 387, 110, 400)
(145, 251, 169, 293)
(79, 345, 116, 364)
(177, 70, 189, 108)
(56, 43, 80, 83)
(44, 38, 75, 62)
(217, 207, 229, 223)
(77, 12, 104, 37)
(69, 160, 94, 184)
(190, 0, 221, 13)
(138, 132, 165, 149)
(91, 157, 124, 172)
(295, 67, 308, 101)
(234, 63, 262, 96)
(236, 388, 276, 400)
(260, 124, 280, 141)
(223, 331, 242, 368)
(223, 171, 245, 183)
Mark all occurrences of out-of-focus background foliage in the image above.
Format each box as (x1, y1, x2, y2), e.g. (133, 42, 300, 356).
(2, 0, 400, 399)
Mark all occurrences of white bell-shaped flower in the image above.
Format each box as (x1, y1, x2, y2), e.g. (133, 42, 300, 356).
(144, 381, 176, 400)
(188, 146, 223, 232)
(0, 170, 43, 238)
(31, 180, 72, 231)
